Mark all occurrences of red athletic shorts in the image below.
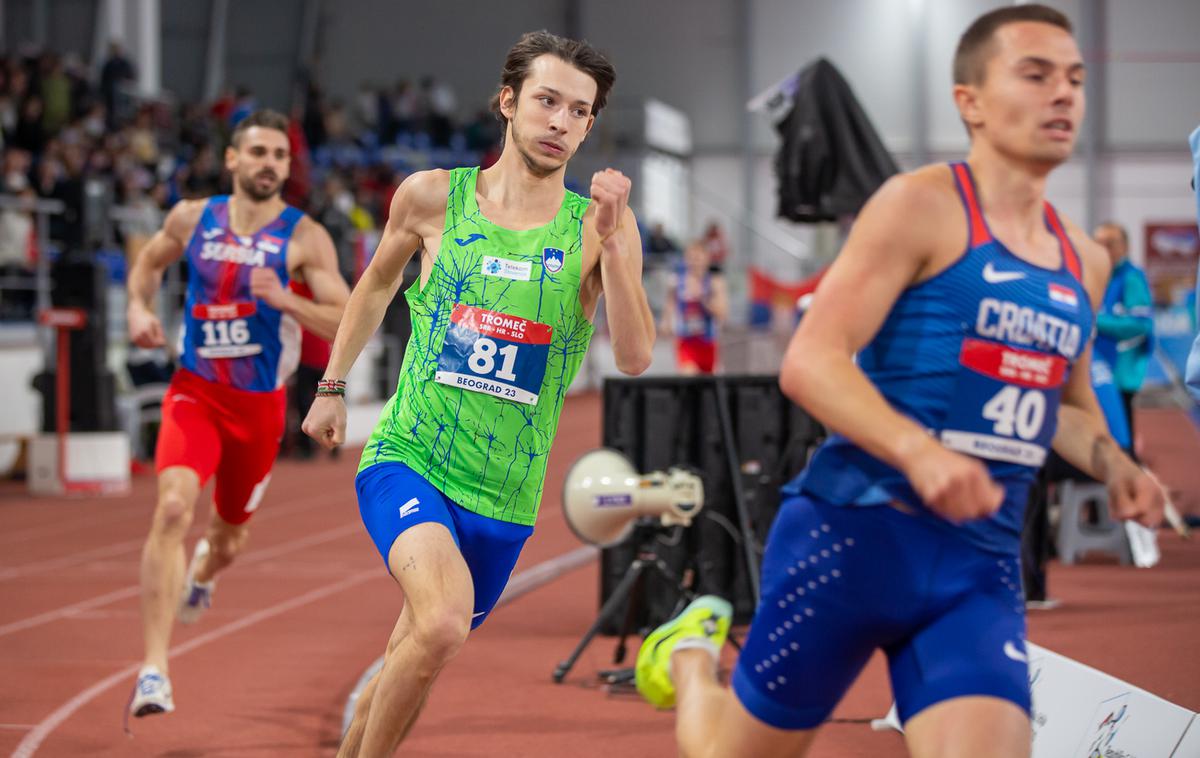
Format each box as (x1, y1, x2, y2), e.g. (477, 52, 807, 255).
(677, 337, 717, 374)
(155, 368, 287, 525)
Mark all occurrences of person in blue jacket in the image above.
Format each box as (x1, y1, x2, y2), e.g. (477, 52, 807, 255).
(1186, 125, 1200, 405)
(1092, 222, 1154, 452)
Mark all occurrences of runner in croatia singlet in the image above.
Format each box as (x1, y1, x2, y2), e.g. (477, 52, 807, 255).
(790, 161, 1096, 554)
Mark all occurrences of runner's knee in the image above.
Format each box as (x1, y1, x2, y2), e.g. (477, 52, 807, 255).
(208, 526, 249, 562)
(154, 489, 194, 535)
(410, 609, 470, 665)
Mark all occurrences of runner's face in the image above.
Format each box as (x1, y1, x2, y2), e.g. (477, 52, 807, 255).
(503, 54, 597, 177)
(684, 243, 709, 272)
(226, 127, 290, 201)
(958, 21, 1085, 168)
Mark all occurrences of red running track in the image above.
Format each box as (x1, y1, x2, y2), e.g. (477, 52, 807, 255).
(0, 394, 1196, 756)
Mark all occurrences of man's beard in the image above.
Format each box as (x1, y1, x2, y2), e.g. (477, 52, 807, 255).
(511, 118, 565, 179)
(237, 172, 280, 201)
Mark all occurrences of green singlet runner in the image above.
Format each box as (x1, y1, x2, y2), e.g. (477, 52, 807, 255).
(360, 166, 594, 525)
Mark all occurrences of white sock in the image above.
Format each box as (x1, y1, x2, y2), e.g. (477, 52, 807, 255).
(668, 638, 719, 681)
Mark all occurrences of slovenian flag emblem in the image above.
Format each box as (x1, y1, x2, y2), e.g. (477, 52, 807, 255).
(1048, 282, 1078, 309)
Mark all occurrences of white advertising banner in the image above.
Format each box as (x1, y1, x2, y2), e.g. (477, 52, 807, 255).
(1027, 643, 1195, 758)
(874, 643, 1198, 757)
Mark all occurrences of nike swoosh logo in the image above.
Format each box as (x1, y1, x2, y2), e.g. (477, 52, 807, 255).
(472, 611, 486, 619)
(454, 233, 487, 247)
(983, 263, 1026, 284)
(1003, 641, 1028, 663)
(652, 628, 683, 656)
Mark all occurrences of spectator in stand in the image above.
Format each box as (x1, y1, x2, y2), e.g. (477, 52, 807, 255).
(646, 221, 680, 258)
(127, 106, 161, 167)
(179, 143, 223, 199)
(702, 219, 731, 271)
(0, 170, 37, 319)
(1186, 125, 1200, 406)
(38, 53, 72, 136)
(315, 172, 357, 282)
(1093, 222, 1154, 455)
(464, 108, 501, 152)
(229, 86, 257, 127)
(179, 102, 217, 155)
(392, 79, 421, 135)
(355, 82, 379, 135)
(99, 41, 135, 128)
(10, 95, 46, 154)
(283, 104, 313, 210)
(422, 75, 456, 146)
(287, 281, 337, 460)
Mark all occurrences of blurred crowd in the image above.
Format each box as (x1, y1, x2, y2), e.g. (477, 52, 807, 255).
(0, 43, 505, 321)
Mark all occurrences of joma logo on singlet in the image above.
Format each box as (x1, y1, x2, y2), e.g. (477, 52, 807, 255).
(976, 298, 1082, 358)
(200, 241, 266, 267)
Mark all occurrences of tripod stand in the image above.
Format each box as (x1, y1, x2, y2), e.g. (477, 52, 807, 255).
(552, 523, 693, 684)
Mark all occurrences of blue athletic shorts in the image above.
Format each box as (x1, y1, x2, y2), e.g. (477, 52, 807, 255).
(355, 461, 534, 630)
(732, 494, 1030, 729)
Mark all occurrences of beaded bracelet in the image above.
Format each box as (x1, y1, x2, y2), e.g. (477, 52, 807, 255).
(316, 378, 346, 397)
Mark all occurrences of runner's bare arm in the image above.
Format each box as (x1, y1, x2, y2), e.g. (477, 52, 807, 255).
(780, 169, 1004, 520)
(126, 200, 202, 347)
(781, 172, 946, 467)
(706, 275, 730, 324)
(1050, 228, 1162, 526)
(322, 170, 443, 381)
(660, 272, 678, 335)
(586, 170, 654, 374)
(251, 218, 349, 341)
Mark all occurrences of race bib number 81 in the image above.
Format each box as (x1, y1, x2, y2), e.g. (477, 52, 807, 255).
(435, 304, 552, 405)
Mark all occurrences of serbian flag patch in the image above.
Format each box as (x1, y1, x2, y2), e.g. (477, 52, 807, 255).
(1048, 282, 1078, 310)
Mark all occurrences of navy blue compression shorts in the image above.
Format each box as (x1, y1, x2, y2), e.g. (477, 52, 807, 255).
(356, 461, 534, 629)
(733, 494, 1030, 729)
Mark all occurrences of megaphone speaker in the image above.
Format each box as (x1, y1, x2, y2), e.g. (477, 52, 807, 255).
(562, 448, 704, 548)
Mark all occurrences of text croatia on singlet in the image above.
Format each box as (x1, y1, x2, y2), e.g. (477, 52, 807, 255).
(975, 297, 1082, 358)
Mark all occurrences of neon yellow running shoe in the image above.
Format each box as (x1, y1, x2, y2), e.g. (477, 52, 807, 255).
(635, 595, 732, 709)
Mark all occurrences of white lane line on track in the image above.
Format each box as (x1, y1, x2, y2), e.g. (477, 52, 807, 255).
(10, 568, 380, 758)
(0, 540, 146, 583)
(0, 488, 349, 583)
(0, 506, 149, 547)
(0, 522, 363, 638)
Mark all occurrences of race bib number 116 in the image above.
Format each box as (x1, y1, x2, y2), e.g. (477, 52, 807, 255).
(435, 304, 552, 405)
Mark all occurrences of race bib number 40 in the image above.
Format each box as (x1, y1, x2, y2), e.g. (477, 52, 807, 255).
(940, 339, 1068, 467)
(435, 304, 552, 405)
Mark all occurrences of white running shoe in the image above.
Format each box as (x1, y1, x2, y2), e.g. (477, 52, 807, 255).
(178, 538, 215, 625)
(129, 665, 175, 717)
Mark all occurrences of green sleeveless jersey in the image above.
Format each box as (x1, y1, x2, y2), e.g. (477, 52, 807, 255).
(359, 167, 594, 525)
